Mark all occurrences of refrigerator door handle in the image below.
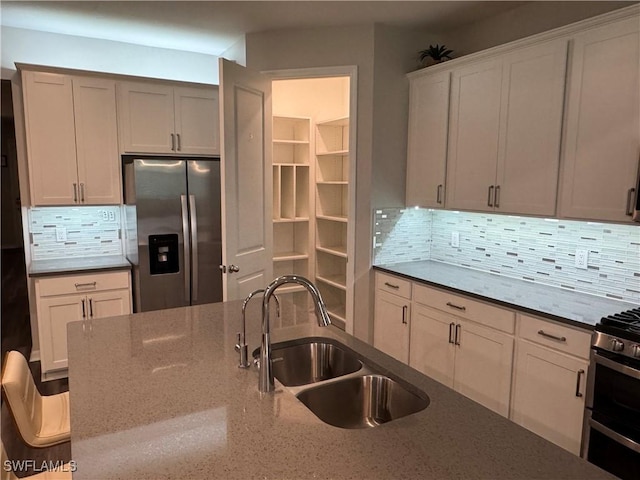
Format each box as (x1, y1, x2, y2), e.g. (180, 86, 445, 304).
(189, 194, 199, 302)
(181, 195, 191, 303)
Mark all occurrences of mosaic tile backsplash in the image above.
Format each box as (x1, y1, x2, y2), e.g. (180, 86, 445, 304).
(29, 206, 123, 260)
(373, 208, 640, 303)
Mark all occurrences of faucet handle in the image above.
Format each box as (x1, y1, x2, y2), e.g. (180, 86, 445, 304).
(235, 332, 241, 352)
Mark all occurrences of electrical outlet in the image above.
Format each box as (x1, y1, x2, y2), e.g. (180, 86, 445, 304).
(575, 249, 589, 269)
(108, 210, 115, 221)
(102, 210, 109, 221)
(55, 227, 67, 242)
(451, 231, 460, 248)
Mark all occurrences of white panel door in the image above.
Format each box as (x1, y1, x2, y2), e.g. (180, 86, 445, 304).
(453, 319, 514, 417)
(88, 289, 132, 319)
(174, 86, 220, 155)
(560, 17, 640, 222)
(495, 40, 568, 216)
(409, 304, 455, 388)
(406, 71, 450, 208)
(511, 340, 588, 455)
(219, 59, 273, 301)
(38, 294, 84, 372)
(118, 82, 175, 154)
(22, 71, 78, 205)
(73, 76, 121, 205)
(446, 59, 503, 211)
(373, 291, 410, 363)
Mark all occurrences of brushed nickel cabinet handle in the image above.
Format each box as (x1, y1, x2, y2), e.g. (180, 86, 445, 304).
(80, 183, 85, 203)
(384, 282, 400, 290)
(81, 298, 86, 319)
(75, 281, 97, 290)
(401, 305, 408, 325)
(454, 323, 461, 346)
(88, 298, 94, 318)
(575, 369, 585, 398)
(537, 330, 567, 342)
(73, 183, 78, 203)
(177, 133, 182, 151)
(626, 188, 635, 216)
(448, 322, 455, 344)
(446, 301, 466, 312)
(494, 185, 500, 208)
(437, 184, 443, 204)
(487, 185, 494, 207)
(171, 133, 176, 151)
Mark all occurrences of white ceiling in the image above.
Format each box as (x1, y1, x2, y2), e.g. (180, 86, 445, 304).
(0, 1, 528, 56)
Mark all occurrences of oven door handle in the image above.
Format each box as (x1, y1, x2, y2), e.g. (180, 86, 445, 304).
(594, 351, 640, 380)
(589, 418, 640, 454)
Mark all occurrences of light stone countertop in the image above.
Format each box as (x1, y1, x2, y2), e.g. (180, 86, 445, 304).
(67, 300, 614, 480)
(375, 261, 637, 328)
(29, 255, 131, 277)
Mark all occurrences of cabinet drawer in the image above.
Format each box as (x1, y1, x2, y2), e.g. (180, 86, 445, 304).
(413, 283, 515, 333)
(375, 272, 412, 299)
(36, 270, 130, 297)
(518, 314, 591, 360)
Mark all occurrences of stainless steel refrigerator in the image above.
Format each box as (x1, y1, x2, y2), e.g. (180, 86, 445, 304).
(123, 157, 222, 312)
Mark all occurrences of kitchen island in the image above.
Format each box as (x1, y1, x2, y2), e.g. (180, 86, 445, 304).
(67, 300, 614, 479)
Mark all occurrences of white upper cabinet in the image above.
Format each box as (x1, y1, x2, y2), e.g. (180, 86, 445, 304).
(559, 17, 640, 222)
(495, 40, 568, 216)
(22, 71, 121, 205)
(446, 58, 503, 212)
(73, 77, 121, 205)
(446, 40, 567, 215)
(118, 82, 219, 155)
(406, 71, 450, 208)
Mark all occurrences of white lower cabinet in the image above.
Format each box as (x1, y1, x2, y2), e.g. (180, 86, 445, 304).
(35, 271, 132, 379)
(511, 313, 590, 455)
(375, 271, 593, 454)
(409, 303, 514, 416)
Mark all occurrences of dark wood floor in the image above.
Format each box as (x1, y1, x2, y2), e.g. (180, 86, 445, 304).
(1, 248, 72, 477)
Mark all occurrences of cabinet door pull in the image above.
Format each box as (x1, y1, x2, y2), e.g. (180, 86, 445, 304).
(448, 322, 455, 344)
(73, 183, 78, 203)
(88, 298, 94, 318)
(171, 133, 176, 151)
(80, 183, 85, 203)
(487, 185, 494, 207)
(446, 301, 466, 312)
(177, 133, 182, 151)
(537, 330, 566, 342)
(384, 282, 400, 290)
(575, 369, 585, 398)
(75, 281, 97, 290)
(494, 185, 500, 208)
(437, 184, 443, 204)
(401, 305, 408, 325)
(454, 324, 461, 346)
(626, 188, 636, 216)
(81, 298, 86, 319)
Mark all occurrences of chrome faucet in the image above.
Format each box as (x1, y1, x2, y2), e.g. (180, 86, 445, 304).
(237, 289, 280, 368)
(259, 275, 331, 393)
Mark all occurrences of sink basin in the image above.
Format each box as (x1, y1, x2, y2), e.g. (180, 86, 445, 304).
(296, 374, 429, 429)
(270, 340, 363, 387)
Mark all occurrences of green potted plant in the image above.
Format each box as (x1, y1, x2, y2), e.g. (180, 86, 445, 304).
(419, 44, 454, 66)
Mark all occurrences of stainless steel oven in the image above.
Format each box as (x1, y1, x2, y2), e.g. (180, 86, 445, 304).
(582, 313, 640, 480)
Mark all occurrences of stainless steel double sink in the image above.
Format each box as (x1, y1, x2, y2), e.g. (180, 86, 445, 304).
(255, 337, 429, 429)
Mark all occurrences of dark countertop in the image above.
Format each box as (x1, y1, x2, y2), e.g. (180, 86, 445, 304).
(67, 300, 614, 479)
(28, 255, 131, 277)
(374, 261, 637, 329)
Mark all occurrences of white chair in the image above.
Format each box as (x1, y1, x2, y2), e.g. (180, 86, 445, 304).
(1, 351, 70, 448)
(1, 442, 71, 480)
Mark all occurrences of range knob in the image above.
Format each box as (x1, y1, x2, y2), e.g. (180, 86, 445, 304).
(632, 344, 640, 359)
(610, 339, 624, 352)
